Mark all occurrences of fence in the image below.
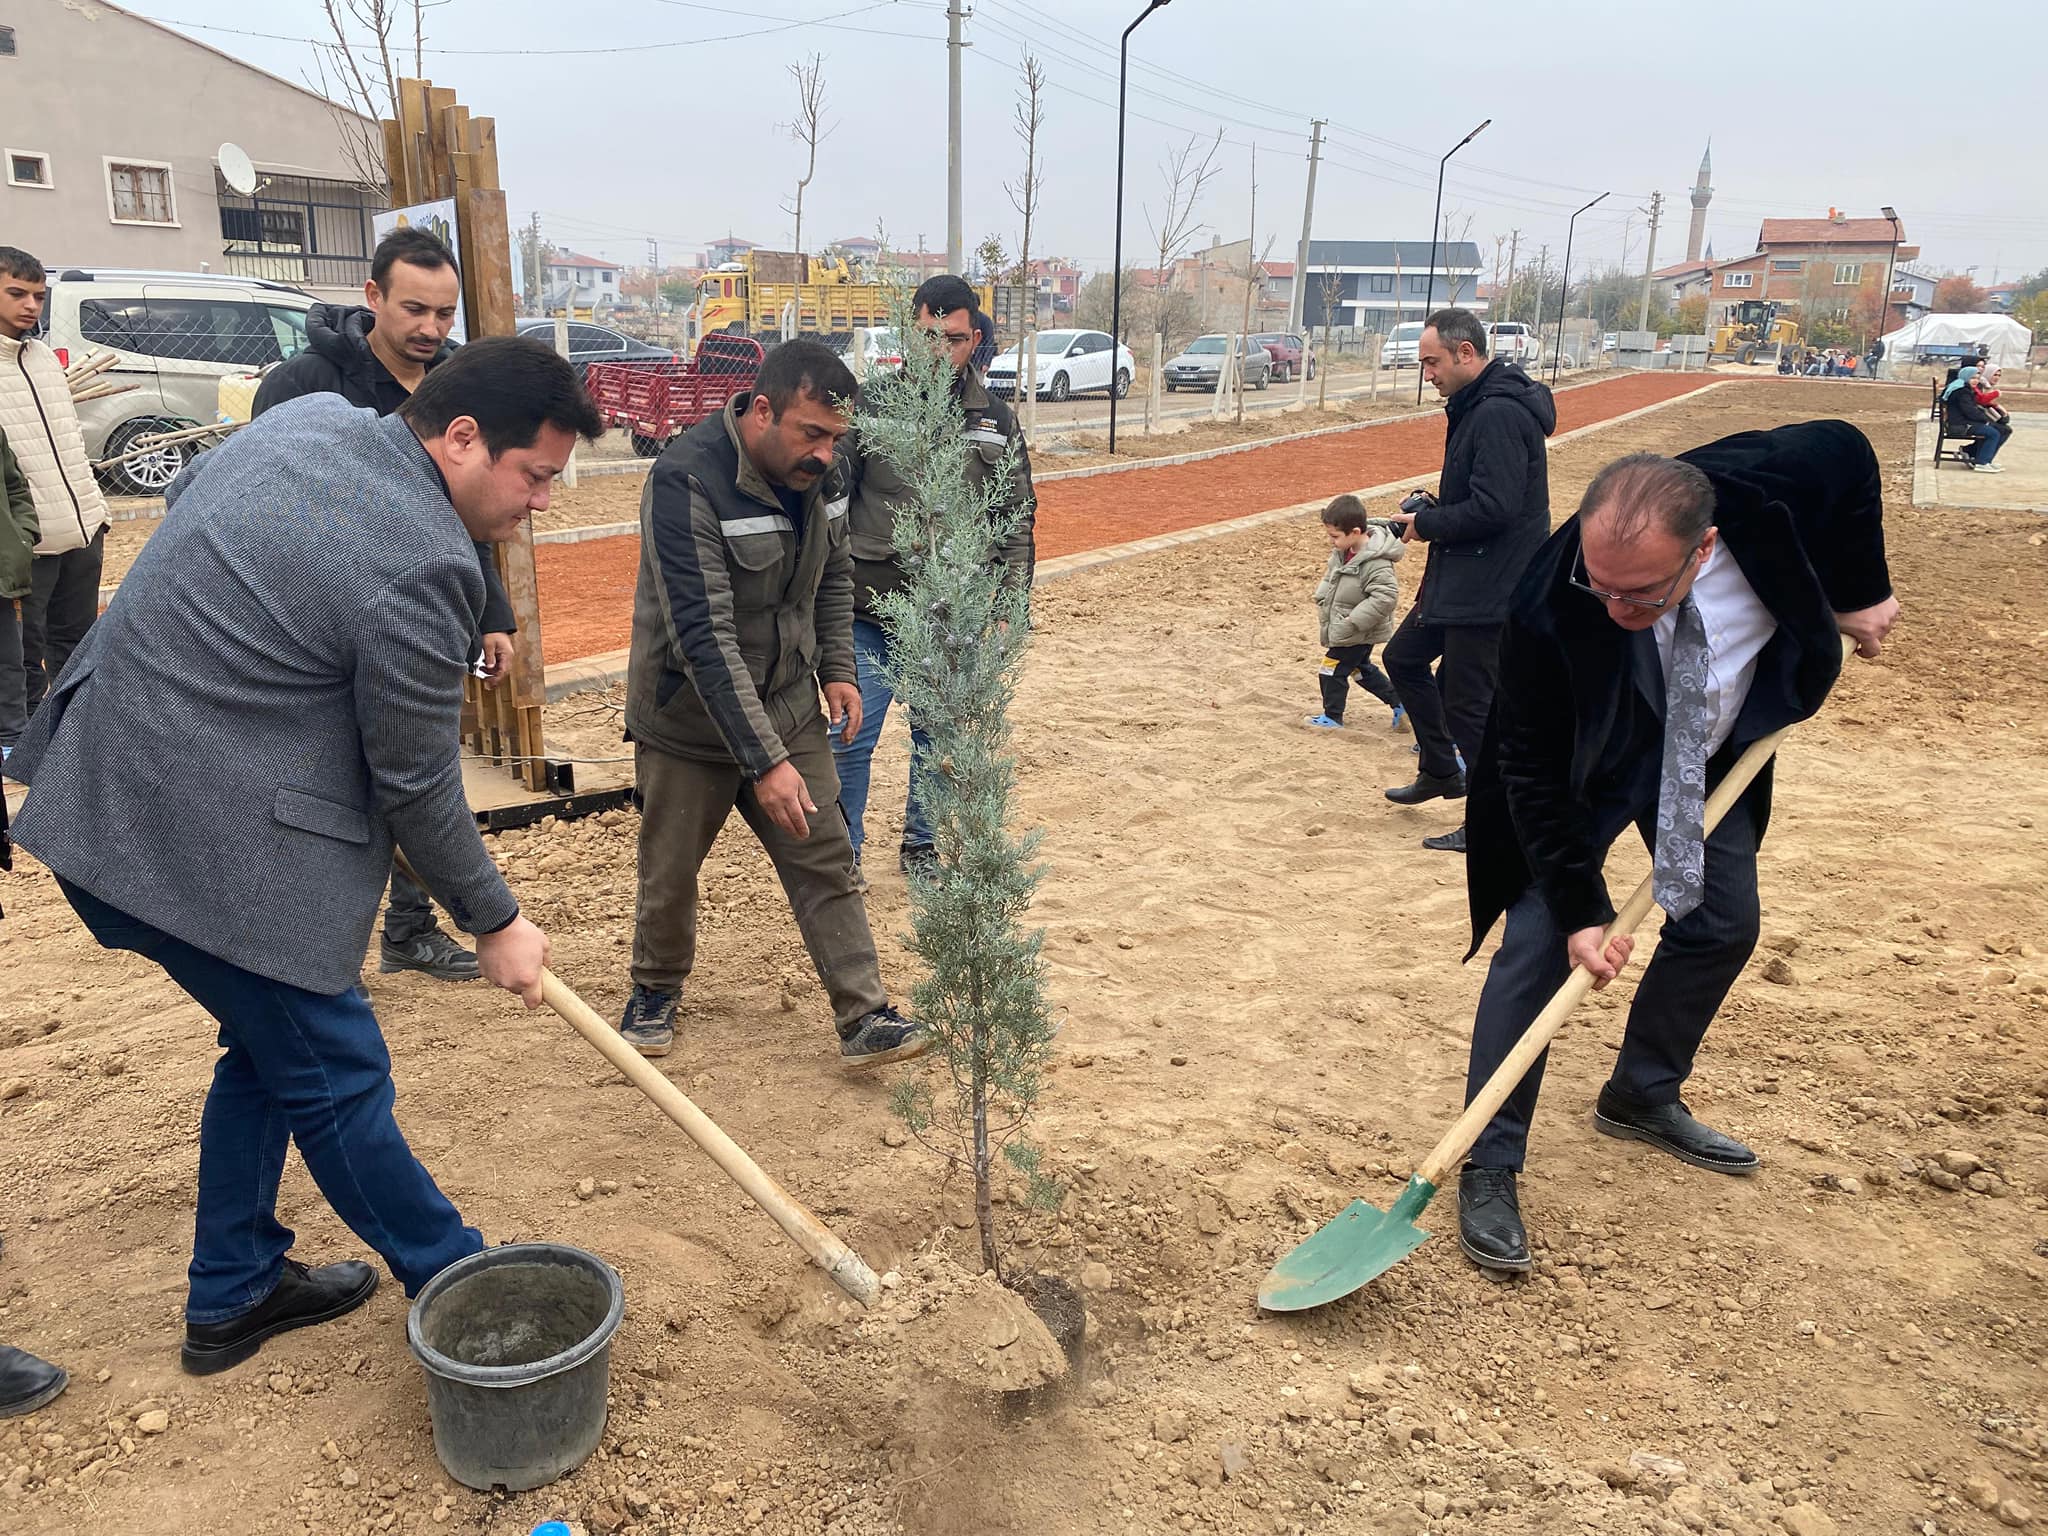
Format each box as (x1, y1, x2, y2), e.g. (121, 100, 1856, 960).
(217, 172, 382, 293)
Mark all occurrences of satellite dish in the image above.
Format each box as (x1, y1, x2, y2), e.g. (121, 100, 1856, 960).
(217, 143, 258, 196)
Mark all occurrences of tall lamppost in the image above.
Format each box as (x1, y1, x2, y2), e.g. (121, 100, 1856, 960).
(1108, 0, 1173, 455)
(1418, 117, 1490, 401)
(1878, 205, 1901, 375)
(1551, 191, 1608, 386)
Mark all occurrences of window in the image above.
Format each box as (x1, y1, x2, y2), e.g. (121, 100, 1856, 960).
(1369, 273, 1394, 293)
(221, 205, 306, 251)
(6, 150, 50, 188)
(1724, 271, 1754, 289)
(264, 305, 311, 360)
(0, 25, 15, 55)
(106, 158, 177, 225)
(1834, 263, 1863, 285)
(1769, 259, 1803, 273)
(79, 297, 282, 366)
(1408, 275, 1430, 294)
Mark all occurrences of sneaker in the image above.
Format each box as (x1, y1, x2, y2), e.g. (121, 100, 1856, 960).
(378, 930, 480, 981)
(1971, 462, 2004, 473)
(839, 1005, 931, 1070)
(1390, 704, 1408, 732)
(1304, 713, 1344, 730)
(899, 843, 939, 879)
(618, 984, 677, 1058)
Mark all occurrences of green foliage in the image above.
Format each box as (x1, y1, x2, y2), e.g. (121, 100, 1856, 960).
(660, 278, 694, 306)
(862, 277, 1056, 1277)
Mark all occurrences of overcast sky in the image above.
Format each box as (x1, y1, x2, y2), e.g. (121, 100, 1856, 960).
(149, 0, 2048, 282)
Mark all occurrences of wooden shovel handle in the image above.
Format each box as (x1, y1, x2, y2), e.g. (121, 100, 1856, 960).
(539, 970, 882, 1306)
(1414, 719, 1796, 1191)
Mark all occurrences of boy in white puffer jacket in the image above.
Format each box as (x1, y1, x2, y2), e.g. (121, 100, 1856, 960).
(1307, 493, 1405, 730)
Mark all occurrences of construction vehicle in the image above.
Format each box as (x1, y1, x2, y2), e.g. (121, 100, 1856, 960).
(693, 251, 993, 343)
(1710, 299, 1800, 366)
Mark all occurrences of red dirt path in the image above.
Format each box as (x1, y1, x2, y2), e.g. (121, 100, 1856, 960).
(535, 371, 1713, 663)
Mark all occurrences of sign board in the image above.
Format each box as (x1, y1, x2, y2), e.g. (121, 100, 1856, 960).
(373, 199, 468, 344)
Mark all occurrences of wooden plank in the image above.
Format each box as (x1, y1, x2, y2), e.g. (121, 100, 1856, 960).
(463, 189, 516, 338)
(380, 118, 408, 204)
(426, 87, 458, 196)
(469, 117, 501, 192)
(396, 78, 431, 203)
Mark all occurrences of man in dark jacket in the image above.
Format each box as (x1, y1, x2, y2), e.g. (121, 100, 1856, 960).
(253, 226, 513, 983)
(1383, 308, 1556, 853)
(835, 284, 1035, 880)
(1451, 422, 1900, 1275)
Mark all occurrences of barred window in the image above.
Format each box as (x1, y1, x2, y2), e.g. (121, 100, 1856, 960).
(107, 159, 176, 224)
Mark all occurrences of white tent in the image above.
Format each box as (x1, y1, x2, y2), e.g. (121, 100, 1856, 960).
(1879, 312, 2032, 368)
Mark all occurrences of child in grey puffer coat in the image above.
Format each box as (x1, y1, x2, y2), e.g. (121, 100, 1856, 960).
(1307, 493, 1405, 730)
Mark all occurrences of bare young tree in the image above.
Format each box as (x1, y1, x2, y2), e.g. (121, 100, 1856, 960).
(1317, 267, 1343, 408)
(307, 0, 449, 190)
(1441, 208, 1478, 305)
(1142, 128, 1224, 431)
(1006, 52, 1046, 356)
(781, 54, 831, 276)
(1230, 146, 1272, 425)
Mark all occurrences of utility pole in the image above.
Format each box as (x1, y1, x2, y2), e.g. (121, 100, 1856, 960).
(1536, 244, 1549, 330)
(1636, 190, 1663, 332)
(947, 2, 967, 274)
(647, 236, 660, 319)
(524, 211, 542, 313)
(1504, 228, 1520, 325)
(1289, 118, 1325, 336)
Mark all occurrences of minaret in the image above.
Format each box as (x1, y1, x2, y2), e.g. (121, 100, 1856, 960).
(1686, 141, 1713, 263)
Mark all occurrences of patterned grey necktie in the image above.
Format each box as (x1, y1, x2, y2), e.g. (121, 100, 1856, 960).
(1653, 595, 1710, 919)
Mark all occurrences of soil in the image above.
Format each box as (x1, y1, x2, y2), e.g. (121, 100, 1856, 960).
(6, 380, 2046, 1536)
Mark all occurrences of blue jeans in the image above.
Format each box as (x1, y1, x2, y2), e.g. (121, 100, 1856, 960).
(1961, 421, 2005, 465)
(60, 879, 483, 1322)
(831, 618, 933, 859)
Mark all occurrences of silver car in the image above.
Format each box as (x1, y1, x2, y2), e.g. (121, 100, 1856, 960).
(1162, 333, 1272, 392)
(40, 267, 317, 495)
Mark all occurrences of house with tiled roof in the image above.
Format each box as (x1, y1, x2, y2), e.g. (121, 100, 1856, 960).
(1702, 211, 1920, 334)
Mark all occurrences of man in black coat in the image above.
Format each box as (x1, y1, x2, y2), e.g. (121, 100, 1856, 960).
(1383, 309, 1556, 853)
(253, 226, 514, 983)
(1453, 421, 1900, 1274)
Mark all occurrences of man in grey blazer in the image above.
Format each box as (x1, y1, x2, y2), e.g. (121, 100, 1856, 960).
(4, 335, 601, 1375)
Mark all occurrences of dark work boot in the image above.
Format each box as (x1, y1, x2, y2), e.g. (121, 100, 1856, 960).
(1385, 770, 1467, 806)
(1422, 825, 1468, 853)
(1457, 1166, 1531, 1274)
(1594, 1086, 1758, 1174)
(181, 1259, 377, 1376)
(0, 1347, 68, 1418)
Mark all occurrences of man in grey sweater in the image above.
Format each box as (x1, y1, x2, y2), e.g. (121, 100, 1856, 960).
(4, 335, 601, 1375)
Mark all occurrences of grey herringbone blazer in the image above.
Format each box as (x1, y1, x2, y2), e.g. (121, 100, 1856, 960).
(4, 394, 518, 994)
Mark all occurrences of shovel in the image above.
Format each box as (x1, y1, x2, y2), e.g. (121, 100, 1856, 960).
(1258, 715, 1801, 1312)
(389, 854, 880, 1305)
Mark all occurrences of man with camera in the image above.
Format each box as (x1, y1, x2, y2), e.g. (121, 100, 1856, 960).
(1382, 309, 1556, 853)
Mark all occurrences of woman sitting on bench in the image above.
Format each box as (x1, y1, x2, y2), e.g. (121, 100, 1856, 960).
(1943, 366, 2009, 473)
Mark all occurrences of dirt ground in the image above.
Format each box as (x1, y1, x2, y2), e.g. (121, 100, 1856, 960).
(5, 381, 2045, 1536)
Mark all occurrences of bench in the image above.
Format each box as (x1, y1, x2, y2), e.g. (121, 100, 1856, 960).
(1931, 378, 1980, 465)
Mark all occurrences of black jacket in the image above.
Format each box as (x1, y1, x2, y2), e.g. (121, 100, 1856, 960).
(1409, 359, 1556, 626)
(1942, 387, 1994, 429)
(1463, 419, 1892, 955)
(252, 305, 514, 636)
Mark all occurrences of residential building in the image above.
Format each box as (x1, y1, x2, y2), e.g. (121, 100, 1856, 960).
(830, 234, 883, 264)
(1887, 267, 1938, 329)
(544, 251, 621, 316)
(1032, 256, 1083, 315)
(1650, 259, 1716, 309)
(1701, 212, 1917, 334)
(703, 236, 756, 266)
(1298, 240, 1487, 332)
(1983, 282, 2019, 313)
(1, 1, 384, 301)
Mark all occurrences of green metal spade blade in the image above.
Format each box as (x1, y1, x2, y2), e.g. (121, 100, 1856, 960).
(1257, 1176, 1441, 1312)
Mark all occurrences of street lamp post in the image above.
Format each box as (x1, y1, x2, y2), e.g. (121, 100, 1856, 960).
(1878, 205, 1900, 376)
(1551, 191, 1608, 386)
(1108, 0, 1173, 455)
(1418, 117, 1491, 402)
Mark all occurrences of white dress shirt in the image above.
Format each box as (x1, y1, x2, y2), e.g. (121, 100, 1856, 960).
(1653, 541, 1778, 754)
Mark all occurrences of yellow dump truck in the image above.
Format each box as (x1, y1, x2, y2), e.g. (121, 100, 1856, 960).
(695, 252, 992, 341)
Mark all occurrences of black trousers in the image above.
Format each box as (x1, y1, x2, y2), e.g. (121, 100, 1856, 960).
(1383, 612, 1501, 779)
(1462, 784, 1763, 1171)
(21, 531, 106, 714)
(1318, 643, 1399, 720)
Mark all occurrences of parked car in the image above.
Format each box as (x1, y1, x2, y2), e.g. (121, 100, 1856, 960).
(36, 267, 318, 495)
(1486, 321, 1540, 366)
(1252, 331, 1317, 383)
(983, 328, 1132, 401)
(1380, 320, 1426, 369)
(514, 318, 673, 377)
(1163, 333, 1273, 392)
(845, 326, 904, 381)
(1602, 333, 1618, 354)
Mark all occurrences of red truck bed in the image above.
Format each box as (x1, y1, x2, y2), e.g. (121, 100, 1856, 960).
(586, 335, 764, 455)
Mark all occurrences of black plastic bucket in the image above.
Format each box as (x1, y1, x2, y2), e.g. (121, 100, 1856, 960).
(406, 1243, 624, 1492)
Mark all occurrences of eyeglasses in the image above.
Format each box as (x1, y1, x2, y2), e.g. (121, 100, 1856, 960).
(1568, 541, 1701, 610)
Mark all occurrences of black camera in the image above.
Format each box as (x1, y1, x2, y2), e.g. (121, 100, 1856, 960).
(1399, 489, 1437, 516)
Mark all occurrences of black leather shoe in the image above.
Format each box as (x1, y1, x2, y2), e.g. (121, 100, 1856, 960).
(0, 1347, 68, 1418)
(181, 1258, 378, 1376)
(1593, 1087, 1758, 1174)
(1457, 1166, 1531, 1274)
(1422, 825, 1467, 853)
(1385, 771, 1467, 806)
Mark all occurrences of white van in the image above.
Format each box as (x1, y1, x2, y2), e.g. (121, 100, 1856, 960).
(38, 268, 317, 494)
(1380, 320, 1426, 368)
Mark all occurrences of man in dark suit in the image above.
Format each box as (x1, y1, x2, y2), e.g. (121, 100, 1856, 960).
(5, 337, 601, 1373)
(1454, 421, 1900, 1273)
